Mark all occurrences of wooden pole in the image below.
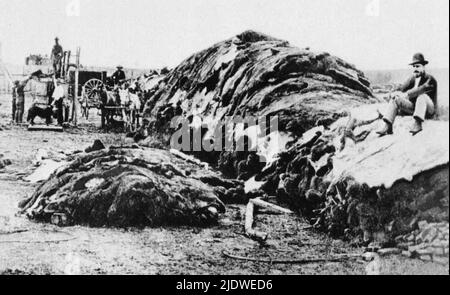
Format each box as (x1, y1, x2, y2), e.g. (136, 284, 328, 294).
(65, 51, 71, 78)
(244, 201, 268, 241)
(250, 198, 294, 214)
(73, 47, 80, 126)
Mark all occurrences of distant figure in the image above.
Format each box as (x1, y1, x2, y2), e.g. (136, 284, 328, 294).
(80, 85, 89, 119)
(14, 76, 33, 123)
(111, 65, 126, 86)
(377, 53, 438, 136)
(51, 37, 64, 78)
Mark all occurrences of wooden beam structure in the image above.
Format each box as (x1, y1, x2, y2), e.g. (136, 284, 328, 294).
(73, 47, 80, 126)
(27, 124, 64, 132)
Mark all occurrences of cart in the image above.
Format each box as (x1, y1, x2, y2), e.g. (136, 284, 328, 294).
(27, 47, 141, 131)
(68, 70, 108, 119)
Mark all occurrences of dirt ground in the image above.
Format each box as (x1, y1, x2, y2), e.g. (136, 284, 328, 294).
(0, 93, 448, 275)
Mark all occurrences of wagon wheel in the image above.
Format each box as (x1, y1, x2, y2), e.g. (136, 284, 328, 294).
(83, 78, 104, 101)
(82, 78, 104, 118)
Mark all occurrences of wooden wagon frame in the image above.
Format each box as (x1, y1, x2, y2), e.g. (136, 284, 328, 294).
(61, 49, 141, 131)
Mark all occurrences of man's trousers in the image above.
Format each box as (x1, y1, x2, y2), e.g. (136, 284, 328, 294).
(15, 97, 24, 123)
(384, 94, 435, 124)
(12, 97, 16, 121)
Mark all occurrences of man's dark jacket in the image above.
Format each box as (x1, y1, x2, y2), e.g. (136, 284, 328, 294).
(397, 73, 438, 107)
(112, 70, 126, 85)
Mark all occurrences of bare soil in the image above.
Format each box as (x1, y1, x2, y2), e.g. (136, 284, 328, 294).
(0, 93, 447, 275)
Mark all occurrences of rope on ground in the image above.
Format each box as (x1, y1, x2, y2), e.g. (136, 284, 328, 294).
(0, 229, 29, 235)
(0, 229, 76, 244)
(222, 250, 362, 264)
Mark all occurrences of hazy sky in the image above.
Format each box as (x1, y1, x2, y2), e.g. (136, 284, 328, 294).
(0, 0, 448, 70)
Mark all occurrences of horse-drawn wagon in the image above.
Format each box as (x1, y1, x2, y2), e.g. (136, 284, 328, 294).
(27, 66, 108, 126)
(10, 47, 142, 132)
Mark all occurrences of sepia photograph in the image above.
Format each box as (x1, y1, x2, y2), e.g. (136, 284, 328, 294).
(0, 0, 448, 279)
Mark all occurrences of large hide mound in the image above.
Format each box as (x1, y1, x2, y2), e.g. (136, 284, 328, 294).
(136, 31, 449, 243)
(18, 147, 236, 227)
(256, 104, 449, 242)
(142, 30, 380, 176)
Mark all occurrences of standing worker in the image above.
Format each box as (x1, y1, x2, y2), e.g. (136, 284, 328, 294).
(14, 76, 32, 124)
(51, 37, 64, 78)
(51, 77, 65, 126)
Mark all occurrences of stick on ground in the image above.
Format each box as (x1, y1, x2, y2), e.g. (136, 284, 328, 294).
(222, 250, 361, 264)
(244, 198, 293, 242)
(245, 201, 268, 241)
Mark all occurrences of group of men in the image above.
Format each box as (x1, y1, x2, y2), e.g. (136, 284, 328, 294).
(11, 74, 67, 126)
(10, 37, 66, 124)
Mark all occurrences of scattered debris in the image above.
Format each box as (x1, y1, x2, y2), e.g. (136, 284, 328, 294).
(84, 139, 106, 153)
(32, 149, 49, 166)
(170, 148, 209, 169)
(0, 158, 12, 169)
(376, 248, 402, 256)
(394, 221, 449, 264)
(24, 159, 68, 183)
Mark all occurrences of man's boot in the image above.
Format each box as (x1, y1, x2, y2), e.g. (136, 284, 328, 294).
(410, 117, 423, 135)
(376, 120, 393, 137)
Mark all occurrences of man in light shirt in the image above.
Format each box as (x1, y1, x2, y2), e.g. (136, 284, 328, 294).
(377, 53, 438, 136)
(51, 77, 65, 125)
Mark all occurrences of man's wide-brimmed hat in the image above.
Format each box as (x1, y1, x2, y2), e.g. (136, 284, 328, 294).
(117, 65, 123, 69)
(409, 53, 429, 66)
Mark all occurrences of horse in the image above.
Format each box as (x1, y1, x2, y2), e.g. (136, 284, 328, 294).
(97, 87, 123, 128)
(119, 87, 142, 132)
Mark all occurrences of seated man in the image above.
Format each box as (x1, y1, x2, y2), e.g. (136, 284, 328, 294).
(377, 53, 438, 136)
(111, 65, 126, 86)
